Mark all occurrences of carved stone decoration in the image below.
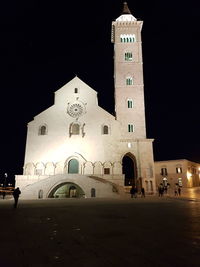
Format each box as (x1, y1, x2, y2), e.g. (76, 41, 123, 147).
(67, 100, 86, 118)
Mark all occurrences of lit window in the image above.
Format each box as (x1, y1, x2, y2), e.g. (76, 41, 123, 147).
(125, 52, 132, 61)
(176, 167, 182, 173)
(128, 124, 134, 132)
(128, 142, 132, 148)
(39, 125, 47, 135)
(126, 77, 133, 85)
(104, 168, 110, 175)
(127, 99, 133, 108)
(103, 125, 109, 135)
(178, 178, 182, 187)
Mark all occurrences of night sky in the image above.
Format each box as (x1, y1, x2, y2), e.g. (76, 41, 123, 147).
(0, 0, 200, 183)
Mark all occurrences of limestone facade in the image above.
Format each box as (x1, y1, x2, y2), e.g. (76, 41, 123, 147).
(15, 3, 156, 198)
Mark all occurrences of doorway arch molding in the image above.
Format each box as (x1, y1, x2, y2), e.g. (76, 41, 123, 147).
(121, 152, 138, 186)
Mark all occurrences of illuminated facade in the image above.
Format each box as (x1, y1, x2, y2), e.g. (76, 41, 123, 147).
(155, 159, 200, 188)
(15, 2, 156, 199)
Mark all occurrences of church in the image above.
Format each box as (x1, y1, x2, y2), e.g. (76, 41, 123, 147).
(15, 2, 156, 199)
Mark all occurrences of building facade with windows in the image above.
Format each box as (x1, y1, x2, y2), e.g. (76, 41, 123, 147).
(15, 3, 156, 199)
(155, 159, 200, 189)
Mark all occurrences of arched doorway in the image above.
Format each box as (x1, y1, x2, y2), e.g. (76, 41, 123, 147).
(68, 159, 79, 174)
(122, 153, 137, 186)
(48, 182, 85, 198)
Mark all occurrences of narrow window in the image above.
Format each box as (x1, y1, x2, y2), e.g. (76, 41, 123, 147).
(128, 124, 134, 132)
(74, 88, 78, 93)
(103, 125, 109, 134)
(127, 99, 133, 108)
(161, 168, 167, 176)
(104, 168, 110, 175)
(126, 77, 133, 85)
(125, 52, 132, 61)
(39, 125, 47, 135)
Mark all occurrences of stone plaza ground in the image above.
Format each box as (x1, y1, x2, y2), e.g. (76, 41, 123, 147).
(0, 189, 200, 267)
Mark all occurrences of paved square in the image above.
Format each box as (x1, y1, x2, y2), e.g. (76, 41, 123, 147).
(0, 197, 200, 266)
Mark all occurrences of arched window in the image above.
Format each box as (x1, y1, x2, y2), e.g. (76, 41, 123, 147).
(125, 52, 132, 61)
(103, 125, 109, 135)
(127, 99, 133, 108)
(126, 77, 133, 85)
(120, 34, 136, 43)
(39, 125, 47, 135)
(68, 159, 79, 174)
(72, 123, 80, 135)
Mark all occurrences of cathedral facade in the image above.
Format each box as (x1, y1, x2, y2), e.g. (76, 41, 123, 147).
(15, 3, 156, 199)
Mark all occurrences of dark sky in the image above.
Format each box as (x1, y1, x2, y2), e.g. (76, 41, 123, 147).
(0, 0, 200, 182)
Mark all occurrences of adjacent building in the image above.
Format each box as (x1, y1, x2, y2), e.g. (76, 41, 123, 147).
(155, 159, 200, 189)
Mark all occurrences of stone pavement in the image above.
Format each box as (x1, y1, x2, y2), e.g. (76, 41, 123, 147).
(0, 194, 200, 267)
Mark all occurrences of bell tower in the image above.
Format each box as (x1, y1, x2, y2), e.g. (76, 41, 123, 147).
(111, 2, 146, 139)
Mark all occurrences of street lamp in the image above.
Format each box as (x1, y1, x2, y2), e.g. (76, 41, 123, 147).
(4, 173, 8, 188)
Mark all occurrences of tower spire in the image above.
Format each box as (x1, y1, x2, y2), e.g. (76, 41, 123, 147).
(122, 2, 131, 15)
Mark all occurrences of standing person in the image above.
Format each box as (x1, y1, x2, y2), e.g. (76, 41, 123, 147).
(13, 187, 21, 208)
(178, 187, 181, 196)
(141, 187, 145, 198)
(174, 187, 178, 196)
(130, 186, 135, 198)
(2, 191, 6, 199)
(134, 186, 138, 198)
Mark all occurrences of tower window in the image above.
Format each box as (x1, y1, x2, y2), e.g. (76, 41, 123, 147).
(120, 34, 136, 43)
(125, 52, 132, 61)
(39, 125, 47, 135)
(126, 77, 133, 85)
(74, 88, 78, 93)
(128, 124, 134, 132)
(103, 125, 109, 135)
(127, 99, 133, 108)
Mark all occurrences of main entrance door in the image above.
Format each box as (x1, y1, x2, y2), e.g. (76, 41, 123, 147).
(122, 153, 137, 186)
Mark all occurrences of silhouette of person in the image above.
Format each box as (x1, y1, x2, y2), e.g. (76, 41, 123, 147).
(141, 187, 145, 197)
(178, 187, 181, 196)
(13, 187, 21, 208)
(130, 186, 135, 198)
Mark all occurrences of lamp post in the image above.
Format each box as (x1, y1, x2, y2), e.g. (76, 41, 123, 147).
(4, 173, 8, 188)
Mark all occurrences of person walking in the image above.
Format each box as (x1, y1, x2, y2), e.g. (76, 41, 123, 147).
(178, 187, 181, 196)
(13, 187, 21, 208)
